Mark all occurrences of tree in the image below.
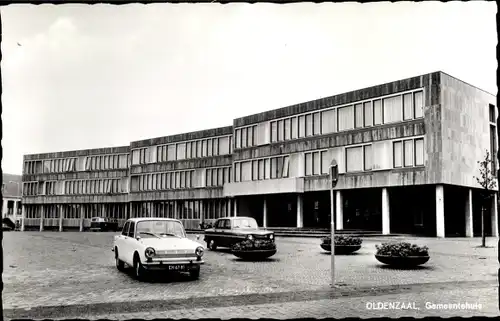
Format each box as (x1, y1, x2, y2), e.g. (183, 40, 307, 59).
(474, 150, 497, 247)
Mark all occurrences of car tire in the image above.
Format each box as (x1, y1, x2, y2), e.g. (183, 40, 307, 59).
(208, 239, 217, 251)
(115, 248, 125, 271)
(189, 268, 200, 280)
(134, 254, 146, 281)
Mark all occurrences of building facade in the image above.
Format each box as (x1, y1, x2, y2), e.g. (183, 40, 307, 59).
(2, 173, 23, 226)
(21, 71, 499, 237)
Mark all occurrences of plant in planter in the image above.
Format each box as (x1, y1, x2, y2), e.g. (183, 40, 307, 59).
(375, 242, 430, 267)
(320, 235, 363, 254)
(231, 239, 277, 260)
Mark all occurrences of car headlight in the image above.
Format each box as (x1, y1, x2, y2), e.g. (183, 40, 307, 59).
(269, 234, 274, 240)
(195, 246, 204, 257)
(145, 247, 156, 258)
(247, 235, 254, 240)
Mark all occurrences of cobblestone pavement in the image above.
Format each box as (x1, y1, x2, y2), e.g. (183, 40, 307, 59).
(3, 231, 499, 319)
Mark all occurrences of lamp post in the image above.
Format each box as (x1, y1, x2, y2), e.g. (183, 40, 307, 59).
(329, 159, 339, 288)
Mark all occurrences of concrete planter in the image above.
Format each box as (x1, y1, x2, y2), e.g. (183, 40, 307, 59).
(232, 249, 277, 261)
(375, 254, 430, 267)
(320, 244, 361, 254)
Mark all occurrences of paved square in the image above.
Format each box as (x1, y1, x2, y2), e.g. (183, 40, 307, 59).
(3, 232, 499, 319)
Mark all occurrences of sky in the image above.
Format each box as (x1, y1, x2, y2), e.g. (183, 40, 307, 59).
(1, 2, 497, 175)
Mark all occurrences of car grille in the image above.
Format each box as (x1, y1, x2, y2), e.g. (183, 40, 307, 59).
(253, 234, 270, 240)
(154, 251, 196, 259)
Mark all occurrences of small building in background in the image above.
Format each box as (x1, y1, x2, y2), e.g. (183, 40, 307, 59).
(2, 173, 23, 228)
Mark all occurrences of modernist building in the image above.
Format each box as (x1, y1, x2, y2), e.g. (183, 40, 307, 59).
(21, 71, 498, 237)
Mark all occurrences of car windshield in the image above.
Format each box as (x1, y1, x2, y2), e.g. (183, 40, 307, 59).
(136, 220, 186, 238)
(233, 218, 258, 229)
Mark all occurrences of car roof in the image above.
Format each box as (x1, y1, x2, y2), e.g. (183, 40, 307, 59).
(217, 216, 255, 220)
(126, 217, 181, 223)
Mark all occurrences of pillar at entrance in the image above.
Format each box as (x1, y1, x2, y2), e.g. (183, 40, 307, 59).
(263, 198, 268, 228)
(296, 194, 304, 228)
(465, 189, 474, 237)
(21, 204, 26, 232)
(382, 188, 390, 235)
(491, 192, 499, 237)
(40, 205, 45, 232)
(79, 205, 84, 232)
(233, 198, 238, 217)
(59, 205, 64, 232)
(436, 185, 445, 238)
(335, 191, 343, 230)
(13, 201, 18, 221)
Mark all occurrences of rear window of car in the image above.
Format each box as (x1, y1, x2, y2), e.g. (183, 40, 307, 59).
(128, 222, 135, 237)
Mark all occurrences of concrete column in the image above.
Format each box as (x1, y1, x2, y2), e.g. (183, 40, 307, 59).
(436, 185, 445, 238)
(174, 201, 178, 219)
(79, 205, 84, 232)
(335, 191, 343, 230)
(296, 194, 304, 228)
(263, 198, 268, 228)
(382, 188, 390, 235)
(13, 201, 18, 220)
(491, 192, 499, 237)
(2, 199, 7, 218)
(58, 205, 64, 232)
(465, 189, 474, 237)
(233, 198, 238, 217)
(21, 204, 26, 232)
(39, 205, 45, 232)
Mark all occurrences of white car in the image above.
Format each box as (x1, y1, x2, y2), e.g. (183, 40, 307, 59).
(113, 218, 205, 280)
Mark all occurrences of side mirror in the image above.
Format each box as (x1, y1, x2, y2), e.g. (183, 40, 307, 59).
(196, 235, 200, 240)
(136, 236, 141, 241)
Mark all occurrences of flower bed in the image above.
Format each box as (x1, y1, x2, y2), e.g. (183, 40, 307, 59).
(375, 242, 430, 267)
(231, 239, 277, 260)
(320, 235, 362, 254)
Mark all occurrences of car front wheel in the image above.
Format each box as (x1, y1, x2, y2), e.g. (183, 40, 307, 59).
(208, 239, 217, 251)
(134, 255, 147, 280)
(190, 267, 200, 279)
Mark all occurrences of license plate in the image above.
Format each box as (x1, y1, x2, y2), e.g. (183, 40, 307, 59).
(168, 265, 185, 271)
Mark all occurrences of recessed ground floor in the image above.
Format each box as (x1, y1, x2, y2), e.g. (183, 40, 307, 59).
(21, 184, 499, 237)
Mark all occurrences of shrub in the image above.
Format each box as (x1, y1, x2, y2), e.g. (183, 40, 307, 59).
(231, 239, 277, 252)
(375, 242, 429, 257)
(321, 235, 363, 246)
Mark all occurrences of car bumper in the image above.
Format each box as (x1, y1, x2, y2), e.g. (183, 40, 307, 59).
(143, 260, 204, 271)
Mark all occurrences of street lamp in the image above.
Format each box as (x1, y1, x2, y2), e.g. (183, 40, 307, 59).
(329, 159, 339, 288)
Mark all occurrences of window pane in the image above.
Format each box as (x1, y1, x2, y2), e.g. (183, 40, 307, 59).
(218, 168, 224, 185)
(252, 160, 258, 180)
(152, 174, 157, 190)
(374, 100, 383, 125)
(235, 163, 241, 182)
(186, 142, 192, 158)
(196, 140, 202, 157)
(241, 127, 248, 148)
(191, 141, 197, 158)
(271, 122, 277, 143)
(241, 161, 252, 181)
(264, 158, 271, 179)
(277, 120, 284, 141)
(283, 156, 290, 178)
(404, 139, 414, 167)
(321, 109, 336, 134)
(393, 141, 403, 167)
(313, 152, 321, 175)
(305, 153, 313, 176)
(175, 172, 181, 188)
(355, 104, 363, 128)
(298, 115, 306, 138)
(313, 112, 321, 135)
(207, 139, 213, 157)
(291, 117, 298, 139)
(415, 138, 424, 166)
(206, 169, 212, 187)
(284, 118, 291, 140)
(180, 171, 185, 188)
(270, 157, 278, 179)
(166, 173, 171, 189)
(177, 143, 186, 160)
(364, 102, 373, 127)
(338, 106, 354, 131)
(202, 140, 207, 157)
(383, 95, 403, 124)
(218, 136, 230, 155)
(414, 91, 424, 118)
(258, 159, 265, 180)
(346, 147, 363, 172)
(321, 150, 329, 174)
(403, 93, 413, 120)
(167, 144, 176, 161)
(305, 114, 313, 136)
(147, 174, 152, 190)
(364, 145, 373, 170)
(247, 127, 253, 146)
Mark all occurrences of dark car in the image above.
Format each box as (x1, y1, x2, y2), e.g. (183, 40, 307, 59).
(203, 216, 274, 250)
(90, 217, 119, 232)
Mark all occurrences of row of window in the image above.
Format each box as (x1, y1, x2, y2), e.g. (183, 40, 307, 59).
(64, 179, 125, 195)
(206, 167, 232, 187)
(130, 199, 231, 220)
(24, 204, 128, 219)
(270, 90, 424, 143)
(24, 161, 43, 175)
(393, 138, 425, 168)
(132, 136, 233, 165)
(42, 158, 77, 173)
(234, 125, 258, 149)
(234, 155, 290, 182)
(84, 154, 129, 171)
(130, 170, 195, 192)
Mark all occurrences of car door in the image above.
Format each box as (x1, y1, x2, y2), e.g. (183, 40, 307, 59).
(116, 222, 129, 258)
(123, 221, 137, 266)
(219, 219, 232, 247)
